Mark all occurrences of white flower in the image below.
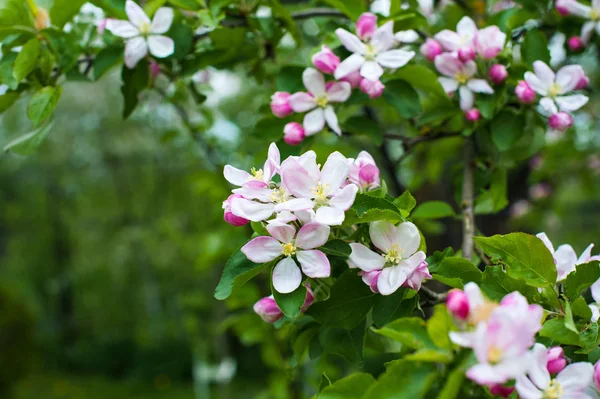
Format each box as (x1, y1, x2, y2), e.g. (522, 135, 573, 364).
(107, 0, 174, 68)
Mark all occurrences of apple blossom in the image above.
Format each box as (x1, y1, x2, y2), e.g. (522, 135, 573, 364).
(347, 151, 381, 191)
(288, 68, 351, 136)
(223, 142, 280, 189)
(556, 0, 600, 43)
(465, 108, 481, 121)
(242, 222, 331, 293)
(489, 64, 508, 84)
(556, 0, 574, 15)
(516, 343, 593, 399)
(516, 80, 537, 103)
(283, 122, 305, 146)
(311, 46, 340, 75)
(458, 47, 476, 62)
(223, 194, 250, 227)
(420, 38, 443, 61)
(473, 26, 507, 59)
(548, 112, 574, 131)
(568, 36, 584, 51)
(403, 260, 431, 291)
(356, 12, 377, 40)
(446, 289, 470, 320)
(394, 30, 420, 44)
(340, 71, 363, 88)
(536, 233, 597, 281)
(547, 347, 567, 374)
(360, 78, 385, 98)
(434, 17, 477, 54)
(107, 1, 174, 69)
(280, 151, 358, 225)
(348, 221, 428, 295)
(271, 92, 293, 118)
(435, 53, 494, 110)
(334, 20, 415, 82)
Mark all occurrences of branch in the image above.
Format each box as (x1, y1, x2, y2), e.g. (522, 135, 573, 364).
(420, 285, 448, 302)
(384, 131, 461, 149)
(462, 137, 475, 260)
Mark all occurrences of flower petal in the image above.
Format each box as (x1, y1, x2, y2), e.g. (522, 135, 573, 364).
(223, 165, 251, 186)
(438, 77, 459, 93)
(375, 49, 415, 68)
(329, 184, 358, 211)
(297, 250, 330, 278)
(288, 92, 316, 113)
(533, 61, 555, 89)
(555, 244, 578, 281)
(395, 222, 421, 257)
(334, 53, 365, 80)
(360, 60, 384, 81)
(555, 94, 589, 112)
(125, 0, 150, 28)
(321, 151, 350, 190)
(456, 16, 477, 37)
(231, 198, 275, 222)
(577, 243, 594, 264)
(527, 343, 551, 390)
(272, 257, 302, 293)
(266, 222, 296, 243)
(274, 198, 314, 212)
(303, 108, 326, 136)
(326, 82, 352, 103)
(581, 21, 596, 44)
(150, 7, 173, 34)
(280, 157, 315, 198)
(147, 35, 174, 58)
(536, 233, 555, 254)
(377, 264, 408, 295)
(515, 374, 543, 399)
(349, 243, 386, 272)
(370, 220, 396, 253)
(395, 30, 419, 43)
(434, 30, 461, 51)
(459, 86, 475, 111)
(371, 21, 395, 52)
(555, 65, 585, 93)
(315, 206, 345, 226)
(434, 53, 462, 76)
(296, 222, 330, 249)
(467, 79, 494, 94)
(107, 20, 139, 38)
(538, 97, 558, 116)
(524, 71, 548, 96)
(242, 236, 282, 263)
(323, 106, 341, 136)
(124, 36, 148, 68)
(303, 67, 326, 96)
(592, 279, 600, 303)
(556, 362, 594, 392)
(335, 28, 366, 54)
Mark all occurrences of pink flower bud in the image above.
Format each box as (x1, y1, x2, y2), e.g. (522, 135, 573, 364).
(576, 75, 589, 90)
(546, 346, 567, 374)
(253, 296, 283, 323)
(312, 45, 340, 75)
(594, 360, 600, 391)
(301, 285, 315, 311)
(270, 92, 293, 118)
(568, 36, 584, 52)
(149, 60, 161, 79)
(556, 0, 571, 15)
(458, 47, 476, 62)
(420, 38, 443, 61)
(489, 384, 515, 398)
(356, 12, 377, 40)
(223, 194, 250, 227)
(360, 78, 385, 99)
(489, 64, 508, 84)
(283, 122, 305, 146)
(349, 151, 381, 191)
(549, 112, 573, 131)
(98, 18, 110, 34)
(529, 183, 552, 200)
(341, 70, 363, 88)
(465, 108, 481, 121)
(515, 80, 536, 103)
(446, 289, 470, 320)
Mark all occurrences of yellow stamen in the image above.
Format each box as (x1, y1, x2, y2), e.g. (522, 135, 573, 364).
(312, 183, 330, 206)
(364, 43, 377, 60)
(281, 242, 297, 256)
(315, 95, 328, 108)
(269, 187, 287, 203)
(138, 21, 151, 35)
(591, 9, 600, 20)
(384, 244, 404, 264)
(487, 347, 502, 364)
(470, 301, 498, 325)
(250, 167, 264, 181)
(548, 83, 561, 98)
(544, 379, 563, 399)
(455, 72, 469, 85)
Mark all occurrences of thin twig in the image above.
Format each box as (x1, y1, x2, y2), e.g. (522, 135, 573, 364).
(462, 137, 475, 260)
(420, 285, 448, 302)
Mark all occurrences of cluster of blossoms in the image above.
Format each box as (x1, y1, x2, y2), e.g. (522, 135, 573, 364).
(556, 0, 600, 48)
(270, 12, 417, 145)
(446, 283, 598, 398)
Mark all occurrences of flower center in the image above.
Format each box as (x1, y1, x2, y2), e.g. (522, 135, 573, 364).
(470, 301, 498, 324)
(269, 187, 287, 203)
(250, 167, 264, 181)
(487, 347, 502, 364)
(544, 379, 563, 399)
(281, 242, 297, 256)
(384, 244, 404, 264)
(548, 83, 562, 97)
(591, 8, 600, 20)
(364, 43, 377, 60)
(138, 21, 151, 35)
(315, 95, 328, 108)
(455, 72, 469, 85)
(312, 183, 330, 205)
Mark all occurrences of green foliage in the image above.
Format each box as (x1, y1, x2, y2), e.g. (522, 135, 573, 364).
(412, 201, 455, 219)
(362, 360, 437, 399)
(317, 373, 376, 399)
(344, 194, 406, 225)
(27, 86, 62, 126)
(121, 62, 149, 118)
(383, 80, 421, 119)
(13, 37, 40, 82)
(272, 284, 306, 319)
(373, 317, 436, 350)
(3, 121, 53, 155)
(521, 29, 550, 67)
(50, 0, 87, 28)
(320, 240, 352, 258)
(371, 288, 417, 328)
(214, 249, 267, 300)
(564, 261, 600, 300)
(490, 110, 525, 152)
(319, 322, 366, 364)
(433, 257, 482, 289)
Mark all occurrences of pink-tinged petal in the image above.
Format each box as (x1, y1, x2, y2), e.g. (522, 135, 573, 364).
(326, 82, 352, 103)
(125, 0, 150, 27)
(524, 72, 548, 96)
(461, 60, 477, 78)
(321, 151, 350, 190)
(361, 270, 381, 293)
(297, 151, 319, 179)
(267, 142, 281, 169)
(464, 282, 486, 309)
(563, 0, 593, 17)
(302, 67, 326, 96)
(147, 35, 174, 58)
(395, 30, 419, 43)
(538, 98, 558, 116)
(223, 165, 251, 186)
(375, 49, 415, 69)
(150, 7, 173, 34)
(467, 79, 494, 94)
(438, 77, 459, 93)
(459, 86, 475, 111)
(555, 244, 578, 281)
(434, 30, 461, 51)
(230, 198, 275, 222)
(295, 209, 316, 224)
(360, 61, 384, 81)
(266, 222, 296, 243)
(242, 236, 282, 263)
(555, 94, 589, 111)
(395, 222, 421, 256)
(268, 211, 296, 224)
(434, 53, 462, 76)
(297, 250, 331, 278)
(335, 28, 366, 54)
(349, 243, 386, 272)
(280, 158, 315, 198)
(371, 21, 395, 53)
(107, 20, 139, 38)
(555, 65, 585, 93)
(315, 206, 345, 226)
(515, 374, 543, 399)
(329, 184, 358, 211)
(449, 331, 474, 347)
(467, 364, 510, 385)
(377, 265, 408, 295)
(254, 296, 283, 323)
(528, 344, 551, 390)
(124, 36, 148, 68)
(334, 53, 365, 80)
(456, 16, 477, 37)
(303, 108, 326, 136)
(323, 106, 341, 136)
(370, 221, 396, 253)
(274, 198, 314, 213)
(581, 21, 596, 44)
(557, 362, 594, 392)
(296, 222, 330, 249)
(233, 186, 270, 201)
(577, 243, 594, 264)
(288, 92, 316, 113)
(533, 61, 555, 88)
(272, 257, 302, 293)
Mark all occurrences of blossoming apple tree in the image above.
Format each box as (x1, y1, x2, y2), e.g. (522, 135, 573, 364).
(2, 0, 600, 397)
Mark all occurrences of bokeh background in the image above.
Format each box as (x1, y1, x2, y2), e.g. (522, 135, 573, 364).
(1, 8, 600, 399)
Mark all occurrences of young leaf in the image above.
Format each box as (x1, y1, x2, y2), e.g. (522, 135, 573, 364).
(564, 261, 600, 300)
(319, 321, 366, 364)
(394, 190, 417, 214)
(521, 29, 550, 67)
(490, 110, 525, 151)
(412, 201, 455, 219)
(383, 80, 421, 119)
(433, 257, 482, 288)
(3, 120, 53, 155)
(427, 305, 454, 351)
(372, 317, 437, 350)
(13, 37, 40, 82)
(27, 86, 62, 126)
(317, 373, 376, 399)
(121, 61, 149, 119)
(214, 249, 268, 300)
(344, 194, 405, 225)
(539, 318, 580, 346)
(93, 47, 124, 81)
(273, 284, 307, 319)
(319, 239, 352, 258)
(362, 360, 437, 399)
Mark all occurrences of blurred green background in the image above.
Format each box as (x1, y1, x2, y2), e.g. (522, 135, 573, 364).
(1, 31, 600, 399)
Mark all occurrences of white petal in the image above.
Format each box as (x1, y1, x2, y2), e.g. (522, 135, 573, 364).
(124, 36, 148, 69)
(223, 165, 251, 186)
(536, 232, 555, 254)
(274, 198, 314, 213)
(326, 82, 352, 103)
(272, 257, 302, 293)
(533, 61, 555, 89)
(148, 35, 174, 58)
(321, 151, 350, 190)
(577, 243, 594, 264)
(377, 265, 408, 295)
(288, 92, 316, 113)
(375, 49, 415, 69)
(467, 79, 494, 94)
(461, 61, 477, 78)
(395, 30, 419, 43)
(395, 222, 420, 257)
(581, 21, 596, 44)
(524, 72, 548, 96)
(515, 374, 543, 399)
(438, 77, 459, 93)
(333, 53, 365, 80)
(295, 222, 330, 249)
(315, 207, 345, 226)
(456, 16, 477, 37)
(231, 198, 274, 222)
(323, 106, 341, 136)
(592, 279, 600, 303)
(434, 30, 461, 51)
(107, 20, 139, 38)
(527, 344, 551, 390)
(590, 303, 600, 322)
(280, 157, 315, 198)
(125, 0, 150, 28)
(555, 244, 578, 281)
(538, 97, 558, 116)
(360, 61, 384, 81)
(370, 221, 396, 253)
(329, 184, 358, 211)
(296, 250, 331, 278)
(150, 7, 173, 34)
(556, 65, 585, 93)
(335, 28, 366, 54)
(371, 21, 395, 52)
(555, 94, 589, 112)
(266, 222, 296, 243)
(303, 108, 326, 136)
(459, 86, 475, 111)
(242, 236, 282, 263)
(557, 362, 594, 392)
(349, 243, 386, 272)
(434, 53, 462, 76)
(302, 67, 326, 96)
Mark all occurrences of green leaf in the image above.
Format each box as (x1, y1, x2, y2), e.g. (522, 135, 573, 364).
(491, 110, 525, 151)
(13, 37, 40, 82)
(273, 284, 307, 319)
(480, 266, 554, 306)
(214, 249, 268, 300)
(372, 288, 417, 328)
(269, 0, 300, 44)
(169, 23, 194, 59)
(427, 305, 454, 351)
(521, 29, 550, 67)
(275, 66, 305, 93)
(27, 86, 62, 126)
(563, 299, 578, 333)
(373, 317, 436, 350)
(252, 117, 287, 142)
(121, 61, 149, 118)
(319, 240, 351, 258)
(321, 0, 366, 19)
(383, 79, 421, 119)
(40, 28, 79, 72)
(412, 201, 455, 219)
(362, 360, 437, 399)
(0, 91, 19, 113)
(0, 0, 33, 28)
(50, 0, 86, 28)
(564, 261, 600, 300)
(3, 120, 53, 155)
(250, 221, 269, 236)
(474, 233, 557, 287)
(391, 65, 448, 98)
(344, 194, 405, 225)
(394, 190, 416, 214)
(317, 373, 375, 399)
(433, 257, 482, 288)
(342, 115, 383, 145)
(292, 324, 319, 360)
(539, 318, 580, 346)
(437, 365, 465, 399)
(580, 323, 600, 352)
(404, 349, 453, 363)
(572, 296, 593, 320)
(306, 270, 377, 329)
(319, 321, 366, 364)
(474, 169, 508, 215)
